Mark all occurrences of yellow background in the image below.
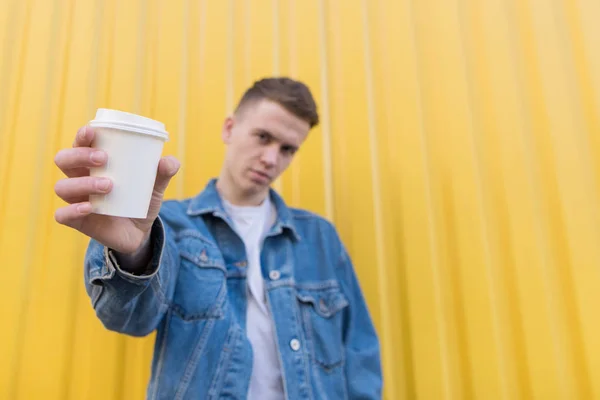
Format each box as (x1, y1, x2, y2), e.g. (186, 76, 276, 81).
(1, 0, 600, 399)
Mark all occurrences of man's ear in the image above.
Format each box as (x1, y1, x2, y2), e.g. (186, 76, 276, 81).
(222, 115, 234, 144)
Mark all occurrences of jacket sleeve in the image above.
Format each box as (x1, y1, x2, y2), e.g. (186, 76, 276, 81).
(83, 215, 179, 337)
(336, 245, 384, 399)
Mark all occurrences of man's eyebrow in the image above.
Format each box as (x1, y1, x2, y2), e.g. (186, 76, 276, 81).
(255, 128, 274, 137)
(255, 128, 298, 150)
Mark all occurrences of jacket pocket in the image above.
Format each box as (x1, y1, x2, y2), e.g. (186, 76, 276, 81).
(171, 236, 227, 321)
(296, 284, 349, 370)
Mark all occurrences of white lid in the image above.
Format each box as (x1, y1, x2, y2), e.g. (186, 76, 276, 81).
(89, 108, 169, 141)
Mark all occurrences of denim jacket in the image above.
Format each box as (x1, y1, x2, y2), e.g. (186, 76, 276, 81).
(84, 179, 382, 399)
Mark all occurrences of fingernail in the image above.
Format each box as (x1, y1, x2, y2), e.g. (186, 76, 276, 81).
(166, 159, 175, 174)
(79, 126, 87, 140)
(77, 203, 92, 213)
(90, 151, 106, 164)
(168, 158, 180, 175)
(96, 178, 110, 191)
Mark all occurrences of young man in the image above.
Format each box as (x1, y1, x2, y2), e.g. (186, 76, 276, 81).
(54, 77, 382, 399)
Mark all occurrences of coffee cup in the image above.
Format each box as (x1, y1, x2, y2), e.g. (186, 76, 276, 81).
(88, 108, 169, 218)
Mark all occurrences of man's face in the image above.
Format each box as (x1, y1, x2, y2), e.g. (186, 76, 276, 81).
(221, 99, 311, 197)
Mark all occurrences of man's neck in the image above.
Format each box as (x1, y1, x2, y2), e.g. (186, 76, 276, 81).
(216, 173, 268, 207)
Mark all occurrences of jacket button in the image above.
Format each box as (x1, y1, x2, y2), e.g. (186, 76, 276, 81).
(319, 298, 328, 313)
(290, 339, 301, 351)
(269, 270, 281, 280)
(199, 250, 208, 263)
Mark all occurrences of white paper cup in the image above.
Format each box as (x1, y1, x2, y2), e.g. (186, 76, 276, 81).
(88, 108, 169, 218)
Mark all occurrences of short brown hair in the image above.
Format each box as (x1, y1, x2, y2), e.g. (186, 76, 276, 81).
(235, 77, 319, 128)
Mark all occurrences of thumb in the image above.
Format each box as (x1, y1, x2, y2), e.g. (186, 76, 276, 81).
(145, 156, 180, 221)
(154, 156, 181, 196)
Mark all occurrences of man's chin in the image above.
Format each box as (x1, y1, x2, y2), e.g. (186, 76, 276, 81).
(241, 177, 269, 193)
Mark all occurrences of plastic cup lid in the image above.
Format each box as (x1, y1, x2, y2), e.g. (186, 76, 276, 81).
(89, 108, 169, 141)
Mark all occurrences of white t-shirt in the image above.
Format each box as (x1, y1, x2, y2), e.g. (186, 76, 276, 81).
(221, 197, 285, 400)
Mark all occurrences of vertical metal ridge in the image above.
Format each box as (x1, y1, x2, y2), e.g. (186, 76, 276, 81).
(471, 3, 534, 395)
(8, 0, 63, 397)
(0, 0, 32, 250)
(0, 0, 21, 133)
(318, 0, 334, 221)
(454, 0, 511, 398)
(244, 0, 251, 86)
(360, 1, 394, 398)
(272, 0, 280, 76)
(504, 0, 571, 396)
(440, 177, 473, 400)
(548, 0, 599, 395)
(549, 0, 600, 243)
(0, 1, 32, 395)
(525, 0, 593, 397)
(405, 0, 452, 396)
(139, 0, 153, 116)
(62, 1, 106, 398)
(150, 0, 163, 117)
(103, 0, 117, 106)
(380, 1, 415, 397)
(133, 0, 147, 114)
(226, 0, 234, 113)
(177, 0, 191, 198)
(0, 0, 18, 257)
(199, 0, 207, 88)
(288, 0, 300, 205)
(272, 0, 282, 193)
(104, 2, 127, 397)
(557, 0, 600, 194)
(46, 0, 78, 397)
(88, 0, 104, 118)
(556, 0, 600, 116)
(288, 0, 297, 76)
(328, 0, 351, 235)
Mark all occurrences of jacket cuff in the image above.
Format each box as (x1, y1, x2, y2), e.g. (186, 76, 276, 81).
(88, 217, 166, 285)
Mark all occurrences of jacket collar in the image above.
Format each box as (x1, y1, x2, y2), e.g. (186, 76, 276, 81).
(186, 178, 301, 241)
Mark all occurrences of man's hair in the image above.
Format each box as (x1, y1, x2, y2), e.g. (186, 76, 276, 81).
(234, 77, 319, 128)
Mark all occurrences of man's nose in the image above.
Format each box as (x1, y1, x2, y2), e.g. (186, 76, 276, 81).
(260, 146, 278, 167)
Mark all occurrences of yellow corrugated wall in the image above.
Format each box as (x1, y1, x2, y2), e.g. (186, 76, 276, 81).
(1, 0, 600, 398)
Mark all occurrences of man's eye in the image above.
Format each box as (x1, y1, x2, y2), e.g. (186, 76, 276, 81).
(258, 133, 269, 142)
(282, 147, 296, 155)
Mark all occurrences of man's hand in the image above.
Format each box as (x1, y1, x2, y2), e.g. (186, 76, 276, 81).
(53, 125, 180, 254)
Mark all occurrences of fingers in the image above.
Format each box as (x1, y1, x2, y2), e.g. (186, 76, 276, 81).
(153, 156, 181, 197)
(72, 125, 96, 148)
(54, 176, 113, 204)
(54, 147, 108, 178)
(54, 201, 93, 229)
(143, 156, 181, 221)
